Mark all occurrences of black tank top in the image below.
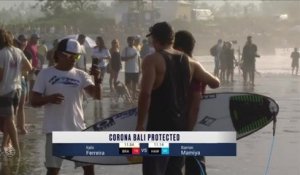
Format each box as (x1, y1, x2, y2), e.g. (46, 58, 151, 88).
(147, 51, 190, 131)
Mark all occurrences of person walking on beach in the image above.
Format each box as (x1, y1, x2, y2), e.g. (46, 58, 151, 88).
(210, 39, 223, 78)
(290, 47, 299, 75)
(121, 36, 140, 99)
(31, 38, 101, 175)
(109, 39, 122, 91)
(136, 22, 219, 175)
(174, 30, 220, 175)
(242, 36, 259, 86)
(0, 29, 32, 156)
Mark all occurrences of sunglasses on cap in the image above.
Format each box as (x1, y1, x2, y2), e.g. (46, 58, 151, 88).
(62, 52, 80, 60)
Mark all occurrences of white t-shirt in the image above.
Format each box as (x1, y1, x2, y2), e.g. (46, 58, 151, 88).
(0, 47, 27, 95)
(121, 46, 140, 73)
(76, 45, 86, 70)
(92, 47, 111, 68)
(32, 67, 94, 133)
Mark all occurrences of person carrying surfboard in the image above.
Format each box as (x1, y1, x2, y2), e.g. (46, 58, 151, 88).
(136, 22, 220, 175)
(174, 30, 220, 175)
(31, 38, 102, 175)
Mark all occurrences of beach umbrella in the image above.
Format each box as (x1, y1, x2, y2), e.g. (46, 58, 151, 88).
(60, 34, 96, 48)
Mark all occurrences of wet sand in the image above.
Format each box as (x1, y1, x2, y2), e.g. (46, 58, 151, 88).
(1, 56, 300, 175)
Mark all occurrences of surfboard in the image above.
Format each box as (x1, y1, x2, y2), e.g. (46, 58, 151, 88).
(63, 92, 279, 165)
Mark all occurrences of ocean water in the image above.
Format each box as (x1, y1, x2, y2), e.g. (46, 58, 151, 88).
(0, 54, 299, 175)
(196, 54, 293, 75)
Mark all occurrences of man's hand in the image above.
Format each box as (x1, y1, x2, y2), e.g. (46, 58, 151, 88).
(48, 93, 64, 104)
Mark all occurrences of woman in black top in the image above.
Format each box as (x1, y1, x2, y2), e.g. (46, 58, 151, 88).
(109, 39, 122, 91)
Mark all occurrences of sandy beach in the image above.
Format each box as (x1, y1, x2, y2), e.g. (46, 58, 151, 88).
(0, 54, 300, 175)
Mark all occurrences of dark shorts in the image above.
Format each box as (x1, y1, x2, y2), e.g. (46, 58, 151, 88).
(243, 62, 255, 72)
(0, 90, 20, 117)
(143, 156, 184, 175)
(292, 58, 299, 68)
(125, 73, 139, 85)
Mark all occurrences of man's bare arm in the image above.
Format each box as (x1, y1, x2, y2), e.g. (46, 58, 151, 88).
(192, 60, 220, 89)
(84, 84, 101, 100)
(84, 67, 102, 100)
(136, 55, 156, 131)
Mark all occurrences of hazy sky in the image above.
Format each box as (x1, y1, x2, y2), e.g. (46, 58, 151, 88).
(0, 0, 262, 9)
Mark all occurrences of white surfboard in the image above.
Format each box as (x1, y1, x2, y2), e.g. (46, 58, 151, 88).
(62, 92, 279, 165)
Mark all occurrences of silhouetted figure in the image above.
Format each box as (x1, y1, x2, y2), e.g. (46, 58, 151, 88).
(242, 36, 259, 86)
(291, 47, 299, 75)
(210, 39, 223, 78)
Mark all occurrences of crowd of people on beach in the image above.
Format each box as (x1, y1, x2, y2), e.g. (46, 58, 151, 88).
(210, 36, 260, 86)
(0, 19, 298, 175)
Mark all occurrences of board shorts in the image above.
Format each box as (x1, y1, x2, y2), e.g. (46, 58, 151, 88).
(45, 134, 92, 168)
(0, 90, 20, 118)
(125, 73, 139, 85)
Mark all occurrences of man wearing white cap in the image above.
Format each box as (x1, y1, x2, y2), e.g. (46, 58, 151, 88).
(31, 38, 101, 175)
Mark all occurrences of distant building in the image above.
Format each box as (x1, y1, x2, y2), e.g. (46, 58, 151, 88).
(112, 1, 194, 26)
(192, 9, 214, 21)
(155, 1, 192, 22)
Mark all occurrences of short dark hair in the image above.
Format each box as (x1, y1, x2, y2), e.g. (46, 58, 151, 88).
(174, 30, 195, 57)
(146, 22, 174, 45)
(78, 34, 86, 39)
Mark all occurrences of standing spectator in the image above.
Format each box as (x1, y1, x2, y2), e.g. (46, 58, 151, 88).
(225, 42, 236, 83)
(75, 34, 87, 72)
(210, 39, 223, 78)
(291, 47, 299, 75)
(134, 35, 142, 51)
(37, 40, 48, 69)
(242, 36, 259, 86)
(0, 29, 32, 156)
(219, 42, 228, 83)
(31, 38, 101, 175)
(140, 39, 155, 59)
(92, 36, 111, 80)
(15, 34, 32, 134)
(121, 36, 140, 99)
(46, 39, 59, 67)
(109, 39, 121, 91)
(25, 33, 40, 102)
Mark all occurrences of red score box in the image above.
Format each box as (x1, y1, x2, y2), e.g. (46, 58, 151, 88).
(132, 148, 141, 155)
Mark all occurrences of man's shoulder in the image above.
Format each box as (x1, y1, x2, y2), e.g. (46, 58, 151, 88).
(73, 68, 90, 77)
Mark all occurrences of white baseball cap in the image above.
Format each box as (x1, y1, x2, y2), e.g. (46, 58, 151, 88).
(56, 38, 81, 55)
